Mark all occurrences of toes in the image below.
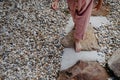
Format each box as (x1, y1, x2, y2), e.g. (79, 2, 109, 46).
(76, 48, 81, 52)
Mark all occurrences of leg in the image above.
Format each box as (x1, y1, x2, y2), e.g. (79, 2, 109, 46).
(74, 0, 93, 40)
(67, 0, 94, 52)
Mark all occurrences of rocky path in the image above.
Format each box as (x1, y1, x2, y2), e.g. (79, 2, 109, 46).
(60, 0, 120, 80)
(0, 0, 120, 80)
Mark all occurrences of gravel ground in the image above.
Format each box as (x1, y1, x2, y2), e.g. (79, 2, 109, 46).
(94, 0, 120, 61)
(0, 0, 68, 80)
(0, 0, 119, 80)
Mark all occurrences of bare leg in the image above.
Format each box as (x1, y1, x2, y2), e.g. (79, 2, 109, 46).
(75, 39, 82, 52)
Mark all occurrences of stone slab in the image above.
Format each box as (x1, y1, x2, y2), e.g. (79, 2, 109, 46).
(90, 16, 110, 28)
(62, 24, 100, 51)
(65, 16, 110, 33)
(65, 17, 74, 34)
(60, 48, 105, 70)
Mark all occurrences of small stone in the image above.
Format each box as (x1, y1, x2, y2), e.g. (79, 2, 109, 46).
(108, 49, 120, 77)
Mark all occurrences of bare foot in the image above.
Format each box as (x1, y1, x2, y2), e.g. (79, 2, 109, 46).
(75, 40, 82, 52)
(51, 1, 59, 10)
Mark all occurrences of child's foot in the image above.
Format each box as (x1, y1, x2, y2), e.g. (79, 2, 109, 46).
(75, 40, 82, 52)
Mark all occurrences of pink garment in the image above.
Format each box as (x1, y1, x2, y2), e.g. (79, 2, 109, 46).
(67, 0, 93, 40)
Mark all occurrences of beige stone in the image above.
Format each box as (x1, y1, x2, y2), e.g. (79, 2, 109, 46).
(58, 60, 109, 80)
(61, 24, 99, 51)
(92, 2, 110, 16)
(108, 49, 120, 77)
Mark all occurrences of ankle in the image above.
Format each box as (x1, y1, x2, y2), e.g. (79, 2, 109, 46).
(75, 39, 80, 42)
